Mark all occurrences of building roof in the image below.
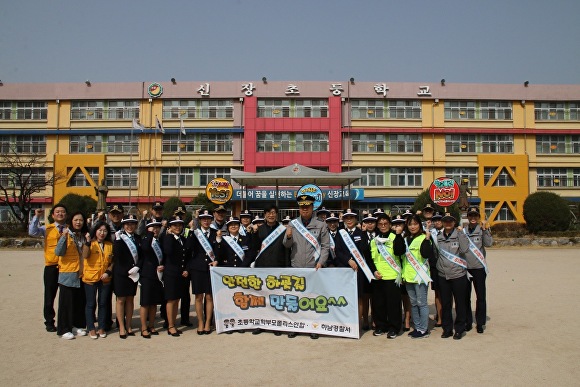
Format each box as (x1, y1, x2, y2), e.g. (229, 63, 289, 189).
(230, 164, 361, 186)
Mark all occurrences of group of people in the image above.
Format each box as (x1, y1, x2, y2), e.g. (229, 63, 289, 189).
(30, 194, 492, 341)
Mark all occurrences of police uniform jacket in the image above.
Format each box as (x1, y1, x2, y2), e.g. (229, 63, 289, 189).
(186, 227, 220, 272)
(436, 228, 470, 280)
(161, 232, 190, 277)
(333, 227, 375, 271)
(217, 233, 255, 267)
(283, 216, 330, 268)
(464, 225, 493, 269)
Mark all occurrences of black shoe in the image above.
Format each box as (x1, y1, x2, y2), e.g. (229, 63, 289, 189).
(403, 327, 410, 332)
(441, 331, 453, 339)
(225, 331, 233, 334)
(45, 325, 57, 332)
(274, 331, 282, 336)
(412, 330, 430, 339)
(148, 327, 159, 335)
(167, 327, 180, 337)
(407, 330, 415, 337)
(387, 331, 397, 339)
(252, 328, 263, 335)
(373, 329, 385, 336)
(465, 325, 473, 332)
(476, 325, 484, 334)
(453, 331, 465, 340)
(119, 333, 127, 339)
(310, 333, 319, 340)
(288, 332, 298, 338)
(141, 329, 151, 339)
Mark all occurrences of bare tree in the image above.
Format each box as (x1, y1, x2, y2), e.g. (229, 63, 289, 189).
(0, 150, 61, 231)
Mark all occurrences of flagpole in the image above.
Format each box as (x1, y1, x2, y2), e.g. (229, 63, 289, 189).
(153, 115, 158, 201)
(178, 117, 183, 198)
(129, 124, 134, 207)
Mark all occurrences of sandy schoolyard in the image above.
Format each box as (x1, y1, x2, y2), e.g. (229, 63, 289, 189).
(0, 248, 579, 386)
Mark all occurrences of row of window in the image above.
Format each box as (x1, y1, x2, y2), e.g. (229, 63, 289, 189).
(60, 166, 579, 189)
(2, 134, 579, 155)
(1, 100, 579, 121)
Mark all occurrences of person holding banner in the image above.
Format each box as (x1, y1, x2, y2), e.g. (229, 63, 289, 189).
(333, 208, 374, 332)
(138, 220, 165, 338)
(435, 213, 470, 340)
(112, 214, 142, 339)
(162, 216, 191, 337)
(251, 205, 288, 336)
(393, 214, 433, 339)
(464, 207, 493, 334)
(283, 194, 330, 339)
(370, 212, 402, 339)
(187, 208, 221, 335)
(325, 213, 340, 267)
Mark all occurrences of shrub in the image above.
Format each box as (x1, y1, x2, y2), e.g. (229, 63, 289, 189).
(57, 193, 97, 221)
(523, 191, 571, 233)
(163, 197, 192, 224)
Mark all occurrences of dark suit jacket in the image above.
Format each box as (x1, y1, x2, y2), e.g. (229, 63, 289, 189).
(186, 228, 220, 272)
(333, 228, 375, 271)
(162, 233, 190, 277)
(217, 234, 255, 267)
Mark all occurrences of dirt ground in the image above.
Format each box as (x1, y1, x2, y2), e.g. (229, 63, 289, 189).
(0, 248, 579, 386)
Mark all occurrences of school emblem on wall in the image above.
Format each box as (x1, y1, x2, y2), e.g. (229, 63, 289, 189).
(147, 82, 163, 98)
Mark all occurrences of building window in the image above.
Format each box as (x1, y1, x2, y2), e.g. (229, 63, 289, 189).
(295, 133, 328, 152)
(71, 101, 139, 120)
(106, 168, 137, 188)
(537, 168, 578, 187)
(199, 168, 231, 187)
(445, 101, 512, 120)
(485, 202, 516, 221)
(390, 167, 422, 187)
(481, 134, 514, 153)
(0, 135, 46, 154)
(484, 167, 514, 186)
(351, 100, 421, 119)
(446, 134, 476, 153)
(161, 167, 194, 187)
(0, 168, 45, 187)
(446, 134, 513, 153)
(445, 101, 476, 119)
(257, 99, 328, 118)
(199, 100, 234, 119)
(389, 134, 422, 153)
(357, 168, 385, 187)
(536, 135, 566, 154)
(162, 134, 196, 153)
(163, 100, 234, 119)
(0, 101, 47, 120)
(68, 167, 99, 187)
(479, 101, 512, 120)
(257, 133, 291, 152)
(570, 103, 580, 120)
(534, 102, 567, 120)
(70, 135, 139, 153)
(257, 133, 328, 152)
(446, 167, 478, 188)
(200, 134, 233, 152)
(572, 135, 580, 154)
(351, 134, 386, 152)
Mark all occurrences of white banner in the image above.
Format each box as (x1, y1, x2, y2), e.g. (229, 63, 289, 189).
(210, 267, 359, 339)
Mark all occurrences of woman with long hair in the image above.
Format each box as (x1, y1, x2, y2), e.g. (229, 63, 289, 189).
(54, 211, 88, 339)
(139, 220, 165, 338)
(393, 213, 433, 339)
(82, 221, 113, 339)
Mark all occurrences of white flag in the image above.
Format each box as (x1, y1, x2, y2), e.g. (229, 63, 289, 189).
(180, 118, 186, 135)
(156, 117, 165, 134)
(132, 118, 144, 132)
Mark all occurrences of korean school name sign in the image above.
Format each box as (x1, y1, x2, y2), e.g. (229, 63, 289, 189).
(210, 267, 359, 339)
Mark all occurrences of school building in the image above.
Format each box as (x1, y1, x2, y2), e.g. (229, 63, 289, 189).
(0, 79, 579, 223)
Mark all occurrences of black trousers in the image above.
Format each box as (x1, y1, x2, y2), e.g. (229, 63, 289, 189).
(466, 268, 487, 327)
(104, 280, 114, 331)
(439, 275, 468, 334)
(372, 279, 402, 333)
(181, 279, 191, 323)
(43, 265, 59, 328)
(57, 284, 86, 335)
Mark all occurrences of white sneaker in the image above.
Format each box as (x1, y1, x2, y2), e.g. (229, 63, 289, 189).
(61, 332, 75, 340)
(72, 327, 87, 336)
(98, 332, 107, 338)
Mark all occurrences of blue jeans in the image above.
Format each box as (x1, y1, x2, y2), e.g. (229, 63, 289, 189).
(406, 282, 429, 333)
(84, 281, 111, 332)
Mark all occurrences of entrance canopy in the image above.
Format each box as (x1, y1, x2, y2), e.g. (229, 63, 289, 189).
(230, 164, 361, 187)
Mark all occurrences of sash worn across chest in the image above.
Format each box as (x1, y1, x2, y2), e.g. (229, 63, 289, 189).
(375, 239, 402, 286)
(195, 229, 215, 261)
(463, 229, 489, 274)
(404, 238, 432, 285)
(223, 235, 245, 260)
(338, 229, 374, 282)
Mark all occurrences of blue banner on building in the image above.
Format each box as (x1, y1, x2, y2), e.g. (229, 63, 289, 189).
(232, 188, 364, 201)
(210, 267, 359, 339)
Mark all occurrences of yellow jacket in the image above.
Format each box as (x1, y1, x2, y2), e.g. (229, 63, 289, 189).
(83, 240, 113, 284)
(44, 223, 62, 266)
(57, 234, 81, 274)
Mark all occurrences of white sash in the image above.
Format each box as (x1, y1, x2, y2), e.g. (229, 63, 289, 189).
(404, 238, 432, 285)
(254, 224, 286, 264)
(223, 235, 245, 261)
(151, 238, 164, 285)
(463, 229, 489, 274)
(435, 239, 468, 269)
(239, 227, 247, 237)
(375, 238, 402, 286)
(338, 229, 374, 282)
(120, 233, 139, 282)
(291, 219, 321, 263)
(195, 229, 215, 261)
(329, 234, 336, 259)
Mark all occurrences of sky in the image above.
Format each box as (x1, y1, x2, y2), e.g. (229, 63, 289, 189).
(1, 0, 579, 85)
